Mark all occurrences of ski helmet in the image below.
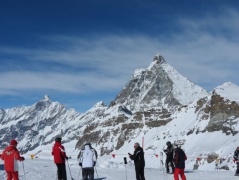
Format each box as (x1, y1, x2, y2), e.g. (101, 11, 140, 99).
(166, 141, 171, 146)
(55, 137, 62, 142)
(10, 139, 18, 146)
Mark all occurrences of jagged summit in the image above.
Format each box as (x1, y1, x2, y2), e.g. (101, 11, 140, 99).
(153, 54, 166, 64)
(42, 95, 50, 101)
(111, 54, 208, 111)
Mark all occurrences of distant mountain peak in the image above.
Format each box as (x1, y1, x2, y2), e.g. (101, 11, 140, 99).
(42, 95, 50, 102)
(153, 54, 165, 64)
(111, 54, 208, 111)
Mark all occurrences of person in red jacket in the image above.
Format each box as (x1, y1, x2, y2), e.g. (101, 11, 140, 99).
(0, 139, 25, 180)
(52, 137, 69, 180)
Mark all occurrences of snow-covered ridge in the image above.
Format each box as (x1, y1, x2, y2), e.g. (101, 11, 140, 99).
(160, 60, 209, 104)
(214, 82, 239, 102)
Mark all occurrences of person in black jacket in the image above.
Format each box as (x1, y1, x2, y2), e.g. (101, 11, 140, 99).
(129, 142, 145, 180)
(173, 145, 187, 180)
(163, 141, 175, 173)
(233, 146, 239, 176)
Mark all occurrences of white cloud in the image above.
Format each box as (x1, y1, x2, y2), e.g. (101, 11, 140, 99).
(0, 8, 239, 95)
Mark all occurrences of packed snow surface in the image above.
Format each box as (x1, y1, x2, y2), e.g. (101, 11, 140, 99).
(0, 158, 238, 180)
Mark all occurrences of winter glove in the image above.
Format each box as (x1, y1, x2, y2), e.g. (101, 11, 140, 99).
(93, 161, 96, 167)
(20, 157, 25, 161)
(65, 157, 69, 160)
(79, 163, 82, 167)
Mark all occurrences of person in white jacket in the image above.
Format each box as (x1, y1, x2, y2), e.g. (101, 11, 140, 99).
(77, 142, 98, 180)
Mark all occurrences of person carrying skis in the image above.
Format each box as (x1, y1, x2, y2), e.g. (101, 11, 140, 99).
(163, 141, 175, 174)
(233, 146, 239, 176)
(173, 145, 187, 180)
(129, 142, 145, 180)
(77, 142, 98, 180)
(52, 137, 69, 180)
(0, 139, 25, 180)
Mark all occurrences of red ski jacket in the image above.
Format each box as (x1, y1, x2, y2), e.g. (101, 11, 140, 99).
(1, 145, 24, 171)
(52, 141, 68, 164)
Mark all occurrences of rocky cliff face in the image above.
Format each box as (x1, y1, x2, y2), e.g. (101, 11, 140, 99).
(111, 55, 208, 112)
(198, 83, 239, 135)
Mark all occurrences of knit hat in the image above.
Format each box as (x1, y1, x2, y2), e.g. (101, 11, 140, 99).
(55, 137, 62, 142)
(10, 139, 18, 146)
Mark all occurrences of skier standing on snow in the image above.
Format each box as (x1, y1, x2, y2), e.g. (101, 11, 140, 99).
(233, 146, 239, 176)
(77, 142, 98, 180)
(163, 141, 175, 174)
(173, 145, 187, 180)
(52, 137, 69, 180)
(129, 142, 145, 180)
(0, 139, 25, 180)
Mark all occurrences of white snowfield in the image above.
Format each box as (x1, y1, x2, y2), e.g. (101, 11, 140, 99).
(0, 158, 238, 180)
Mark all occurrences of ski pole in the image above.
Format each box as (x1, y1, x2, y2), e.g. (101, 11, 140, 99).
(160, 152, 166, 180)
(77, 167, 81, 180)
(94, 163, 99, 179)
(66, 160, 74, 180)
(123, 157, 127, 180)
(22, 161, 27, 180)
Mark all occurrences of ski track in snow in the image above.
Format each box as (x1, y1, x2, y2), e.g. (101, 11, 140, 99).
(0, 159, 239, 180)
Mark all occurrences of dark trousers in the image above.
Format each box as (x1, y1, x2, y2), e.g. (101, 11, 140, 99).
(236, 163, 239, 174)
(166, 158, 174, 173)
(82, 167, 94, 180)
(135, 166, 145, 180)
(56, 163, 67, 180)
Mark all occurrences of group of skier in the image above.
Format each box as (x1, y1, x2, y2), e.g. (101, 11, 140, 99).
(0, 138, 98, 180)
(127, 141, 187, 180)
(1, 138, 239, 180)
(52, 137, 98, 180)
(163, 141, 187, 180)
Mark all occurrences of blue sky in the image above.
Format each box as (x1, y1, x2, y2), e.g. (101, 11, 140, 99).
(0, 0, 239, 112)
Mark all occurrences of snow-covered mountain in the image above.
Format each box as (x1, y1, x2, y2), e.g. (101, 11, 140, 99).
(1, 54, 239, 172)
(0, 95, 82, 153)
(110, 55, 208, 111)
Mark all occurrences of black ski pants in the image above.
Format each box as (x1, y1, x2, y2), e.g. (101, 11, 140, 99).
(166, 158, 174, 173)
(82, 167, 94, 180)
(56, 163, 67, 180)
(236, 162, 239, 174)
(135, 165, 145, 180)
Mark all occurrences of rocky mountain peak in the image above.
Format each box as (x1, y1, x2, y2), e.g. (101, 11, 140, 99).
(111, 54, 208, 111)
(153, 54, 165, 64)
(42, 95, 51, 102)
